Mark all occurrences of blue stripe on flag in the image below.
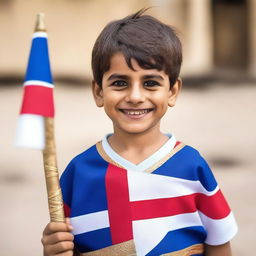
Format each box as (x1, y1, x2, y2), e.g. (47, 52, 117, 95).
(25, 37, 52, 83)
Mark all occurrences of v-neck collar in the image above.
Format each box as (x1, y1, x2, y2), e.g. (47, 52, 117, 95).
(101, 133, 176, 172)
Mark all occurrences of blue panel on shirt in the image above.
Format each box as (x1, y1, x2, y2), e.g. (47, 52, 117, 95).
(25, 37, 52, 83)
(153, 145, 217, 192)
(61, 145, 110, 217)
(74, 228, 112, 253)
(146, 226, 206, 256)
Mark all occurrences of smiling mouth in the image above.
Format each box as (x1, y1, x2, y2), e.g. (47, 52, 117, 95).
(120, 109, 153, 116)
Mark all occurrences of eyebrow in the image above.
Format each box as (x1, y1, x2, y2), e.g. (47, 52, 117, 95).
(107, 74, 129, 81)
(107, 73, 164, 81)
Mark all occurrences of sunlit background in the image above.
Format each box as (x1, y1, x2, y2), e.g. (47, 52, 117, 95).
(0, 0, 255, 255)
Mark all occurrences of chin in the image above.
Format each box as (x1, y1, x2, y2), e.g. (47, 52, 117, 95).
(119, 125, 155, 135)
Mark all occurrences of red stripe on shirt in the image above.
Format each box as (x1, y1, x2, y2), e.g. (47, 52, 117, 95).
(174, 141, 181, 147)
(105, 164, 133, 244)
(130, 190, 230, 221)
(130, 194, 196, 220)
(196, 190, 231, 219)
(20, 85, 54, 117)
(64, 203, 71, 217)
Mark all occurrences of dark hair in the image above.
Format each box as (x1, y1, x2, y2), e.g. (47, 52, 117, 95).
(91, 8, 182, 88)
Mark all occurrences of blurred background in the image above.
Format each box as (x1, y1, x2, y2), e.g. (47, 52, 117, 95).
(0, 0, 255, 255)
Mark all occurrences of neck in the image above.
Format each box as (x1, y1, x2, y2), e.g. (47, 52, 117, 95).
(108, 125, 169, 155)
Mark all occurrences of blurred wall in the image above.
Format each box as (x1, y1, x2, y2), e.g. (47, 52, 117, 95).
(0, 0, 255, 81)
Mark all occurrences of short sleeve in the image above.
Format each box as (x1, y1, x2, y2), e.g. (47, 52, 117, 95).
(196, 154, 238, 245)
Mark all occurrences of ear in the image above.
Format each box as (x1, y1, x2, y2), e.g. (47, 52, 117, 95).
(168, 78, 182, 107)
(92, 80, 104, 107)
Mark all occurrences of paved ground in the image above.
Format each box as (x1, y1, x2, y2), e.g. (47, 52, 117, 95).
(0, 82, 255, 255)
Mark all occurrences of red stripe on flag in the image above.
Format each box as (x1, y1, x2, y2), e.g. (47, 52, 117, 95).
(105, 164, 133, 244)
(20, 85, 54, 117)
(130, 190, 231, 221)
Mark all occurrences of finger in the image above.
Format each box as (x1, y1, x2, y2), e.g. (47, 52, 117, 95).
(65, 218, 73, 230)
(41, 231, 74, 246)
(47, 241, 74, 255)
(43, 222, 73, 236)
(55, 251, 74, 256)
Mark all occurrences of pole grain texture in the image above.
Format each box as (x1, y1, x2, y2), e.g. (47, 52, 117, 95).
(42, 117, 65, 222)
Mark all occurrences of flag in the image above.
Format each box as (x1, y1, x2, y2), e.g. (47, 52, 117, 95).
(16, 14, 54, 150)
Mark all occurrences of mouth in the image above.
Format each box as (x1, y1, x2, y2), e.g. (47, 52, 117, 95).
(119, 108, 154, 118)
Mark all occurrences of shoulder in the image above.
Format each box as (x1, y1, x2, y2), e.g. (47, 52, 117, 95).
(158, 143, 218, 192)
(70, 143, 99, 164)
(182, 144, 217, 191)
(67, 141, 106, 167)
(175, 143, 204, 162)
(60, 141, 108, 179)
(178, 144, 212, 174)
(60, 141, 109, 201)
(170, 142, 206, 168)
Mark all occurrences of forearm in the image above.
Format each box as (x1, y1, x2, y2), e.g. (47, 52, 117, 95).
(204, 242, 232, 256)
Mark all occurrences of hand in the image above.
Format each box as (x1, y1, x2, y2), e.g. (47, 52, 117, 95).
(42, 218, 74, 256)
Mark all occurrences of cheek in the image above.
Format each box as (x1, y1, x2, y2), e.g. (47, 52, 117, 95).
(103, 101, 113, 114)
(105, 91, 124, 104)
(102, 95, 119, 113)
(152, 93, 169, 108)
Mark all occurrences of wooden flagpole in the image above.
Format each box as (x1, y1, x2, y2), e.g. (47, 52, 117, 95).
(43, 117, 65, 222)
(36, 13, 65, 223)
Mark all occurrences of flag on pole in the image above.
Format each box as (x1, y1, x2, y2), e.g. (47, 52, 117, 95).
(15, 13, 65, 223)
(16, 13, 54, 150)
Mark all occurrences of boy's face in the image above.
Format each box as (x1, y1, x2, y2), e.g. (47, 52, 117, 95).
(93, 52, 181, 136)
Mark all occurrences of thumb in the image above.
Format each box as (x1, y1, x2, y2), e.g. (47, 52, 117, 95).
(65, 217, 73, 231)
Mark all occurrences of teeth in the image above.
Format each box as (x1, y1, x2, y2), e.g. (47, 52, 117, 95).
(124, 109, 150, 115)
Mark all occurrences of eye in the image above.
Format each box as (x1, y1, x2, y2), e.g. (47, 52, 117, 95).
(111, 80, 127, 87)
(144, 80, 159, 87)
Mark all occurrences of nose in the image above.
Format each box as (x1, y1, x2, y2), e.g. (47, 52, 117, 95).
(125, 83, 145, 104)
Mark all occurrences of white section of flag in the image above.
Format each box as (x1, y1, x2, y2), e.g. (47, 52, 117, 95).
(127, 170, 219, 202)
(24, 80, 54, 88)
(70, 210, 110, 236)
(132, 212, 202, 256)
(199, 211, 238, 245)
(15, 114, 45, 150)
(32, 31, 47, 39)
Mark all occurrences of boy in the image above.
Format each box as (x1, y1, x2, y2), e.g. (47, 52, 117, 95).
(42, 9, 237, 256)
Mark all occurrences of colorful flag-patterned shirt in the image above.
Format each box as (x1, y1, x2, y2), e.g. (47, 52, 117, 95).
(60, 134, 238, 256)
